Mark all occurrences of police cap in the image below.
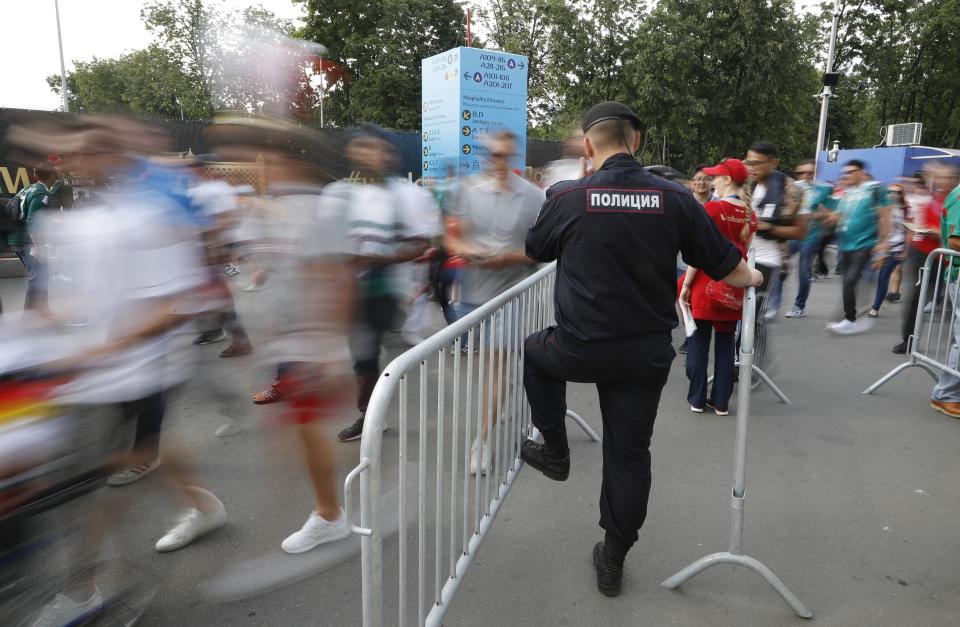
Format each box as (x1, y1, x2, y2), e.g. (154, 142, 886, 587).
(581, 101, 642, 133)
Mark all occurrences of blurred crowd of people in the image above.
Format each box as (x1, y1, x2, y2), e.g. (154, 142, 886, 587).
(673, 145, 960, 421)
(2, 108, 960, 625)
(0, 113, 548, 625)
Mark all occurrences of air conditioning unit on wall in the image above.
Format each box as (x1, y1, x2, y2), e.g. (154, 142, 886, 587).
(886, 123, 923, 147)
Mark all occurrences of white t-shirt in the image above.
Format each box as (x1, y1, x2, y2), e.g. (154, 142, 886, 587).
(326, 178, 441, 299)
(258, 185, 355, 367)
(46, 195, 208, 404)
(749, 180, 810, 268)
(188, 180, 238, 217)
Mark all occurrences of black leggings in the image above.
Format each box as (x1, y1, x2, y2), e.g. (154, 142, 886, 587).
(120, 391, 166, 461)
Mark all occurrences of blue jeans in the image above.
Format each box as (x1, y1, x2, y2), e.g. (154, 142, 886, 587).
(454, 301, 523, 349)
(12, 245, 48, 311)
(686, 320, 736, 411)
(792, 240, 818, 310)
(767, 240, 803, 313)
(872, 252, 901, 311)
(932, 281, 960, 402)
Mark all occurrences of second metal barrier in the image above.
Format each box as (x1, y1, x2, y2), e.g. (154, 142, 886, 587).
(662, 251, 812, 618)
(865, 248, 960, 394)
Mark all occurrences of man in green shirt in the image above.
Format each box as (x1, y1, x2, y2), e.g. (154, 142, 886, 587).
(824, 159, 890, 334)
(8, 162, 57, 311)
(930, 183, 960, 418)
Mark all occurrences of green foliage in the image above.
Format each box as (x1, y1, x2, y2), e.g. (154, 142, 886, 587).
(474, 0, 575, 129)
(47, 45, 207, 119)
(478, 0, 824, 169)
(825, 0, 960, 149)
(46, 0, 960, 163)
(296, 0, 467, 128)
(141, 0, 220, 117)
(622, 0, 821, 171)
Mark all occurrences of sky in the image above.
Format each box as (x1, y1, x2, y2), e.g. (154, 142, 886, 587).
(2, 0, 824, 112)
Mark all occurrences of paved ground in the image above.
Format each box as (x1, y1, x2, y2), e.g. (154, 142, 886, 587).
(3, 259, 959, 627)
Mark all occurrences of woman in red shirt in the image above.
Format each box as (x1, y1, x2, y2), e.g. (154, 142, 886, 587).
(679, 158, 757, 415)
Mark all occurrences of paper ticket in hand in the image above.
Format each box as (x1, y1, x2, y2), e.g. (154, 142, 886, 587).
(678, 299, 696, 338)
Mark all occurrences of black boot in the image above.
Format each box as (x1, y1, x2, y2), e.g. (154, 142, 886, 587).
(520, 440, 570, 481)
(592, 542, 624, 597)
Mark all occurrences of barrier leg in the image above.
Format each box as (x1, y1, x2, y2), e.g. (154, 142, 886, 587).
(751, 366, 791, 404)
(565, 409, 601, 443)
(862, 359, 929, 395)
(661, 552, 812, 619)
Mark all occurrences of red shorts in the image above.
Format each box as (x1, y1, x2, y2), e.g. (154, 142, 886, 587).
(276, 369, 350, 425)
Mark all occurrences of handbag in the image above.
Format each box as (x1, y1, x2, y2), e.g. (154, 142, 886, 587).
(704, 279, 743, 311)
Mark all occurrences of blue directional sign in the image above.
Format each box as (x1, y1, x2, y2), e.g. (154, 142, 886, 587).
(421, 47, 528, 179)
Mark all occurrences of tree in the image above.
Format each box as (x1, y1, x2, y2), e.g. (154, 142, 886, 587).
(531, 0, 642, 138)
(50, 1, 314, 121)
(824, 0, 960, 150)
(47, 45, 207, 119)
(141, 0, 223, 118)
(624, 0, 821, 171)
(475, 0, 576, 129)
(297, 0, 467, 129)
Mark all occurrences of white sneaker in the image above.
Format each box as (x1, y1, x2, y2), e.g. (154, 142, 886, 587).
(784, 307, 805, 318)
(923, 301, 934, 314)
(827, 319, 867, 335)
(690, 405, 704, 413)
(107, 458, 161, 486)
(469, 437, 490, 476)
(763, 310, 778, 322)
(156, 497, 227, 552)
(281, 508, 351, 554)
(30, 587, 102, 627)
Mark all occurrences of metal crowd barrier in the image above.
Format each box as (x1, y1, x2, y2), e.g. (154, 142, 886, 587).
(865, 248, 960, 394)
(662, 251, 812, 618)
(343, 261, 600, 627)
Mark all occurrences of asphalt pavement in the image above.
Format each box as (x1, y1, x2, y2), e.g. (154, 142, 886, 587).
(2, 260, 959, 627)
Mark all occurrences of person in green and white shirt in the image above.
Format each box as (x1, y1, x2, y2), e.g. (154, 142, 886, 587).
(8, 163, 57, 312)
(822, 159, 891, 335)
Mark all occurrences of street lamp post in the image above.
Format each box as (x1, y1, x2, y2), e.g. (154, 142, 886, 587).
(54, 0, 69, 113)
(814, 0, 842, 178)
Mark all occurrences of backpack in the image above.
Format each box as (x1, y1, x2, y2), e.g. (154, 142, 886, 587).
(0, 187, 30, 235)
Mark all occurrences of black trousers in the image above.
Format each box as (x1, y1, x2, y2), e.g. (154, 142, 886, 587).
(523, 327, 674, 554)
(841, 248, 873, 321)
(900, 246, 927, 343)
(350, 294, 399, 413)
(120, 391, 166, 460)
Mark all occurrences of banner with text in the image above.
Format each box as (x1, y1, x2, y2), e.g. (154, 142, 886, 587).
(421, 47, 528, 180)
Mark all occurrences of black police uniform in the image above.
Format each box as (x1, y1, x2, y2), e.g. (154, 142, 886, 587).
(523, 152, 742, 561)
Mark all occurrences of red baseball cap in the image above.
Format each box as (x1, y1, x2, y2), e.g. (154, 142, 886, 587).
(702, 158, 748, 184)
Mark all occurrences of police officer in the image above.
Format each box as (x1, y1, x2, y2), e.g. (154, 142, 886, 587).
(520, 101, 763, 597)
